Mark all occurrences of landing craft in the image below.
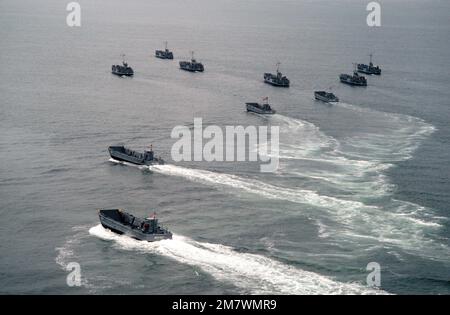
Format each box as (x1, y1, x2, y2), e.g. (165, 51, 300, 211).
(179, 51, 204, 72)
(155, 41, 174, 59)
(108, 144, 164, 166)
(264, 62, 290, 87)
(98, 209, 172, 241)
(111, 54, 134, 77)
(357, 53, 381, 75)
(314, 91, 339, 103)
(340, 63, 367, 86)
(246, 97, 276, 114)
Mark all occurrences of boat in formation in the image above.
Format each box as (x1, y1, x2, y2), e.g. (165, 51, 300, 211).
(264, 62, 290, 87)
(314, 91, 339, 103)
(357, 54, 381, 75)
(109, 145, 164, 165)
(179, 51, 204, 72)
(104, 47, 385, 242)
(246, 97, 276, 114)
(340, 64, 367, 86)
(98, 209, 172, 241)
(111, 54, 134, 77)
(155, 41, 174, 60)
(111, 47, 382, 94)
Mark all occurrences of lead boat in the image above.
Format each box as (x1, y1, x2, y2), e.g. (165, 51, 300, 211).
(264, 62, 290, 87)
(246, 97, 276, 114)
(108, 144, 164, 165)
(99, 209, 172, 241)
(357, 54, 381, 75)
(155, 41, 174, 59)
(111, 54, 134, 76)
(179, 51, 204, 72)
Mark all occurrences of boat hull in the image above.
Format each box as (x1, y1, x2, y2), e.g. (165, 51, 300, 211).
(111, 64, 134, 77)
(179, 61, 204, 72)
(179, 67, 197, 72)
(155, 56, 173, 60)
(246, 103, 276, 114)
(264, 79, 290, 87)
(340, 79, 367, 86)
(111, 71, 133, 77)
(108, 147, 164, 166)
(357, 64, 381, 75)
(155, 51, 174, 59)
(357, 70, 381, 75)
(314, 91, 339, 102)
(339, 74, 367, 86)
(263, 73, 290, 87)
(99, 210, 172, 242)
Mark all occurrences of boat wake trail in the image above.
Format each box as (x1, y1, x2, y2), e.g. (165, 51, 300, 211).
(259, 109, 446, 258)
(149, 163, 445, 258)
(260, 111, 434, 198)
(110, 102, 446, 259)
(89, 224, 386, 295)
(257, 113, 394, 198)
(150, 163, 373, 211)
(334, 102, 436, 162)
(147, 103, 446, 260)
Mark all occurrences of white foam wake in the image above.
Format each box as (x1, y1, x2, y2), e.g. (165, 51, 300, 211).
(258, 114, 395, 198)
(327, 102, 436, 167)
(147, 163, 446, 259)
(108, 105, 446, 259)
(150, 163, 367, 209)
(261, 110, 435, 196)
(89, 224, 386, 295)
(150, 164, 439, 222)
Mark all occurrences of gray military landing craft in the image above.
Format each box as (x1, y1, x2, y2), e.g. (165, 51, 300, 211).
(314, 91, 339, 103)
(98, 209, 172, 241)
(155, 41, 174, 60)
(357, 53, 381, 75)
(340, 64, 367, 86)
(108, 145, 164, 165)
(179, 51, 204, 72)
(246, 97, 276, 114)
(264, 62, 290, 87)
(111, 54, 134, 77)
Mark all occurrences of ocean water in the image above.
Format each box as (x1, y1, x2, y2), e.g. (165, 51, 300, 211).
(0, 0, 449, 294)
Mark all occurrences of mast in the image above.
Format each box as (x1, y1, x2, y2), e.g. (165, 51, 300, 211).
(165, 41, 168, 51)
(191, 51, 195, 61)
(369, 53, 373, 64)
(276, 62, 281, 74)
